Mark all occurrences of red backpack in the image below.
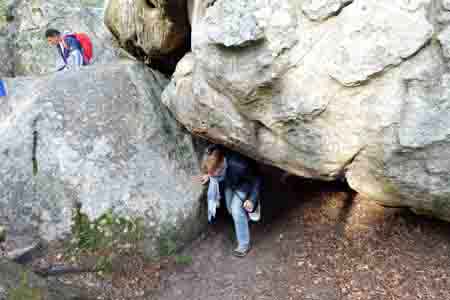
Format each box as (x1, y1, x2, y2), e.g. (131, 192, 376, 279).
(65, 33, 93, 65)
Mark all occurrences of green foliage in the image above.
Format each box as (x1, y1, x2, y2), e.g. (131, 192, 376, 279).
(157, 226, 193, 265)
(70, 208, 195, 270)
(72, 208, 145, 251)
(32, 158, 38, 176)
(381, 180, 400, 196)
(95, 255, 113, 273)
(158, 235, 177, 257)
(70, 206, 145, 271)
(432, 195, 450, 216)
(7, 272, 42, 300)
(157, 225, 178, 257)
(174, 255, 193, 265)
(431, 31, 441, 46)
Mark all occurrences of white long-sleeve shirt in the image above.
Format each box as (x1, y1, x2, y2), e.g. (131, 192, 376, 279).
(65, 49, 83, 70)
(58, 42, 83, 71)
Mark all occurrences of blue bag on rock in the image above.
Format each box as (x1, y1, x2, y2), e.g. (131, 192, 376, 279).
(0, 80, 7, 97)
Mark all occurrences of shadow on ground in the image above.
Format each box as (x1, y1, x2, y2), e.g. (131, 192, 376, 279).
(154, 166, 450, 300)
(31, 165, 450, 300)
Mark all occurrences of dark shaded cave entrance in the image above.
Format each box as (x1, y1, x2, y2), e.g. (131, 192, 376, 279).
(157, 148, 450, 300)
(195, 144, 359, 247)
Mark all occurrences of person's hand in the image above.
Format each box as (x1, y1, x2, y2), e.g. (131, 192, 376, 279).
(201, 174, 210, 185)
(194, 174, 210, 185)
(243, 200, 254, 212)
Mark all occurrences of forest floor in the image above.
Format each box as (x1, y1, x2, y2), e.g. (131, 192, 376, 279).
(30, 176, 450, 300)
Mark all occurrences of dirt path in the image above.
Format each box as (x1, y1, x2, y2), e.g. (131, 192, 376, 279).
(27, 176, 450, 300)
(155, 178, 450, 300)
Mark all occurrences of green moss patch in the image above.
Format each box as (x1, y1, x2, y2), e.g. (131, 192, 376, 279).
(70, 206, 145, 272)
(7, 272, 43, 300)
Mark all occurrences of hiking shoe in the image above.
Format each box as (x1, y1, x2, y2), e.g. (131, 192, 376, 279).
(248, 202, 261, 222)
(232, 245, 251, 257)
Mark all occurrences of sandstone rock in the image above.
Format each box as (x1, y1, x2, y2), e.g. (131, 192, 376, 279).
(104, 0, 137, 51)
(198, 0, 297, 50)
(438, 25, 450, 59)
(443, 0, 450, 10)
(188, 0, 212, 28)
(0, 61, 205, 256)
(204, 0, 265, 47)
(104, 0, 189, 71)
(162, 53, 315, 177)
(0, 35, 13, 77)
(327, 0, 433, 86)
(302, 0, 353, 21)
(191, 0, 298, 104)
(0, 258, 96, 300)
(10, 0, 119, 76)
(188, 0, 218, 53)
(163, 0, 450, 220)
(347, 46, 450, 219)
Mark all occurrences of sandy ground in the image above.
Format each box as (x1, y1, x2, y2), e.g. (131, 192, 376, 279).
(27, 175, 450, 300)
(155, 177, 450, 300)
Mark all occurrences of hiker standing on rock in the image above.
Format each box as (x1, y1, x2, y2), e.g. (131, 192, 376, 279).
(45, 29, 93, 72)
(195, 144, 261, 257)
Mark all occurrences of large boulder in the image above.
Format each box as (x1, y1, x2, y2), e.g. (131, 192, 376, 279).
(7, 0, 119, 76)
(0, 258, 96, 300)
(0, 61, 205, 256)
(162, 0, 450, 220)
(187, 0, 209, 28)
(162, 53, 308, 176)
(302, 0, 353, 21)
(104, 0, 190, 73)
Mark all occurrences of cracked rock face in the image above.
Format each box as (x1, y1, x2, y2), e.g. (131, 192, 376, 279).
(0, 62, 205, 256)
(162, 0, 450, 220)
(327, 0, 433, 87)
(105, 0, 189, 58)
(302, 0, 353, 21)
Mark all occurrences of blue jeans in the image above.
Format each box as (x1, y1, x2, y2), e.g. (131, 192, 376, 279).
(225, 187, 250, 249)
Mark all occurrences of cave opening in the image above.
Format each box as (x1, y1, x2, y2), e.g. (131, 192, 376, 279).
(200, 146, 358, 237)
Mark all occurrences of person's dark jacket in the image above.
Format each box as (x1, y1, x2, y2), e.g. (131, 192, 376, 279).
(223, 152, 261, 210)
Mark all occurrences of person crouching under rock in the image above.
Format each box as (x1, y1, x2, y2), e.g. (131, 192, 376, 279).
(195, 144, 261, 257)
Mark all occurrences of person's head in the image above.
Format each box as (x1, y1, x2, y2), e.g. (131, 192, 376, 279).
(202, 145, 225, 176)
(45, 29, 61, 46)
